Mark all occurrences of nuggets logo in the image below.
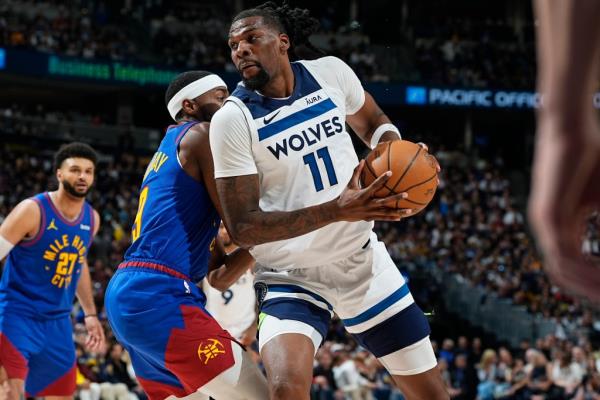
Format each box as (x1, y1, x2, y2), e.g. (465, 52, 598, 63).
(42, 234, 88, 288)
(197, 338, 226, 365)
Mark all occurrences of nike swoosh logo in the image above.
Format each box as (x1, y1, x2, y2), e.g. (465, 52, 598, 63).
(263, 111, 280, 125)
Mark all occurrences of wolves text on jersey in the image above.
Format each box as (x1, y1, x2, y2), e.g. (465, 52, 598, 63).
(266, 116, 343, 160)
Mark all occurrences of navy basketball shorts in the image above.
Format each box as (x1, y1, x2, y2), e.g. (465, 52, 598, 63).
(255, 232, 437, 376)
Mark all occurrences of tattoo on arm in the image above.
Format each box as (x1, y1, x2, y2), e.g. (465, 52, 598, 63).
(216, 175, 338, 248)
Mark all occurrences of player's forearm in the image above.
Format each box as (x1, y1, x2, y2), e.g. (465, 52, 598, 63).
(76, 262, 97, 316)
(355, 109, 390, 145)
(347, 92, 400, 147)
(535, 0, 600, 132)
(207, 248, 254, 291)
(226, 201, 340, 248)
(216, 175, 342, 248)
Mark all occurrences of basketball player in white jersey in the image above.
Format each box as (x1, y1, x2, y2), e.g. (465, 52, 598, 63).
(209, 2, 447, 400)
(204, 223, 257, 347)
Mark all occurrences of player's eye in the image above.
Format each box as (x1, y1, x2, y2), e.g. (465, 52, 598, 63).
(229, 42, 238, 50)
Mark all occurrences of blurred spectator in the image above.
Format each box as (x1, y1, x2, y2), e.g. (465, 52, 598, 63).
(550, 349, 584, 398)
(314, 348, 338, 400)
(456, 336, 471, 358)
(476, 349, 498, 400)
(440, 338, 456, 365)
(100, 343, 143, 400)
(332, 349, 371, 400)
(76, 344, 102, 400)
(523, 349, 554, 399)
(574, 372, 600, 400)
(450, 353, 478, 400)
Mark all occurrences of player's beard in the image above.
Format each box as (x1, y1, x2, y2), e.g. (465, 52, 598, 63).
(62, 179, 91, 198)
(200, 103, 220, 122)
(242, 66, 270, 91)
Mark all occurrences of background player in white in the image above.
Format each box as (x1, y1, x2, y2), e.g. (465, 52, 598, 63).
(209, 2, 448, 400)
(204, 223, 257, 348)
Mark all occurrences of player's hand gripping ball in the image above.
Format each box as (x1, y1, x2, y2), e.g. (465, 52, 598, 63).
(361, 140, 439, 214)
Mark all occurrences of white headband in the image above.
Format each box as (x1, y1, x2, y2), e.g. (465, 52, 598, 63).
(167, 74, 227, 121)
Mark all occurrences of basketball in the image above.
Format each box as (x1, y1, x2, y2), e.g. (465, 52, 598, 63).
(361, 140, 439, 214)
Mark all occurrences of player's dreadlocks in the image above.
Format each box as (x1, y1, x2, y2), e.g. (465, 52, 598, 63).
(231, 1, 324, 61)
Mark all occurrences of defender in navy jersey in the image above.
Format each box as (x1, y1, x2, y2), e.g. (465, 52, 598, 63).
(104, 71, 267, 400)
(210, 3, 448, 400)
(0, 143, 105, 400)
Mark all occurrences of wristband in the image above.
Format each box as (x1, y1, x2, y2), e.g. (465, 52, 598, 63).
(370, 123, 401, 149)
(84, 314, 98, 319)
(0, 235, 15, 261)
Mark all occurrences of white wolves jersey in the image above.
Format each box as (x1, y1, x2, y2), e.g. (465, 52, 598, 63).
(210, 56, 373, 270)
(203, 269, 256, 339)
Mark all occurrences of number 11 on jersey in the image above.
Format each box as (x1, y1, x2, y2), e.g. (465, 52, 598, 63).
(303, 146, 338, 192)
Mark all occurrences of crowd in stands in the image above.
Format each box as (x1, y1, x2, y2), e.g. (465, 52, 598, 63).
(312, 330, 600, 400)
(1, 0, 538, 87)
(0, 105, 112, 127)
(0, 1, 138, 61)
(410, 17, 536, 88)
(0, 0, 382, 79)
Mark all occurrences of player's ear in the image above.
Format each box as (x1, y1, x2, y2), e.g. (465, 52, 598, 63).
(279, 34, 290, 53)
(182, 99, 196, 115)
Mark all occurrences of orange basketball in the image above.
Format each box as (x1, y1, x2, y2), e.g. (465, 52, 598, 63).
(361, 140, 439, 214)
